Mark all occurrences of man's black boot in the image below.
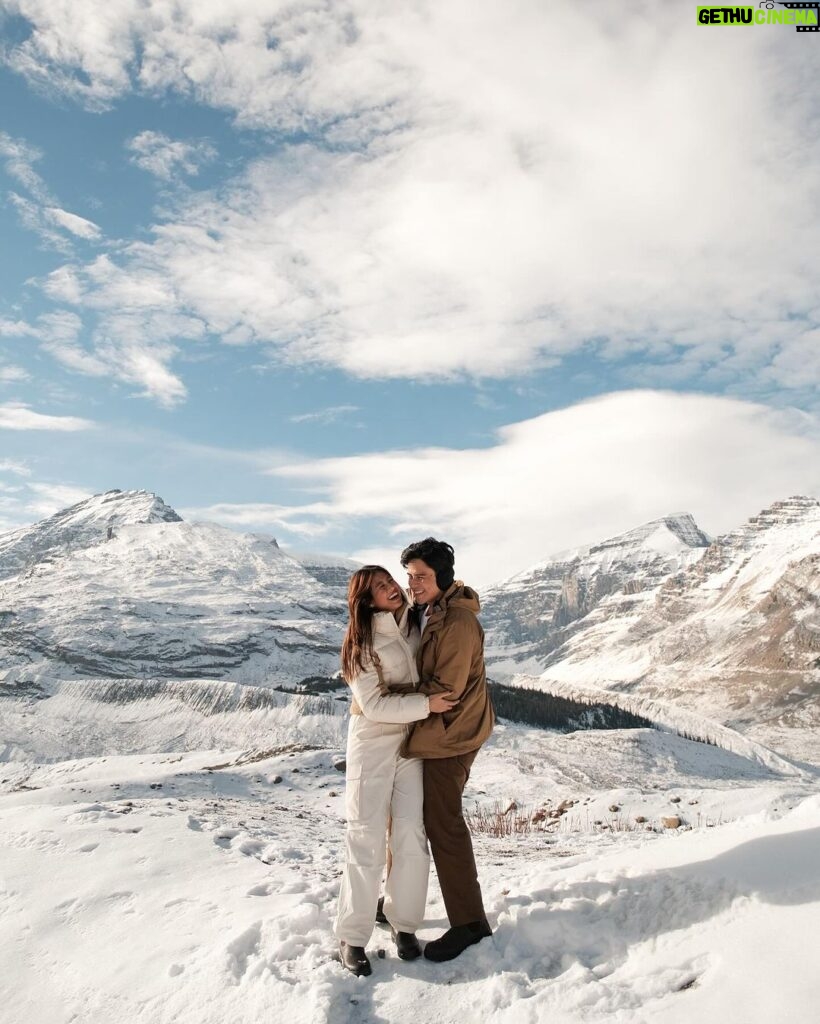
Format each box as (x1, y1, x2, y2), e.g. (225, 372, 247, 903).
(422, 919, 492, 962)
(392, 929, 422, 961)
(339, 941, 372, 976)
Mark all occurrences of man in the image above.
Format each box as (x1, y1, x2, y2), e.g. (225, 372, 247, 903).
(399, 537, 495, 962)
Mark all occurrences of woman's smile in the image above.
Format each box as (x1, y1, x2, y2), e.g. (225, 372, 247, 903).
(369, 571, 405, 612)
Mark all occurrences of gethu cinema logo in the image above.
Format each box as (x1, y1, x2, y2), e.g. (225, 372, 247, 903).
(697, 3, 819, 26)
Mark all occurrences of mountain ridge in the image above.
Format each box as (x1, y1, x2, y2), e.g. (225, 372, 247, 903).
(1, 489, 818, 763)
(0, 488, 182, 582)
(503, 496, 820, 761)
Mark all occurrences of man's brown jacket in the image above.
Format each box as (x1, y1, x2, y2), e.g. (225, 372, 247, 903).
(401, 581, 495, 759)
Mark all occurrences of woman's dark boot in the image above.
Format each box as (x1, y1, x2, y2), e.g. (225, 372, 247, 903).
(339, 941, 372, 977)
(375, 896, 388, 924)
(392, 929, 422, 961)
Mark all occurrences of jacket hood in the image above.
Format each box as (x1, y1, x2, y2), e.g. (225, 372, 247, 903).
(440, 580, 480, 615)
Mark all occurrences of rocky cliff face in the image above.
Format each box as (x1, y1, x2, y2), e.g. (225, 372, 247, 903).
(482, 513, 711, 676)
(287, 551, 360, 593)
(529, 498, 820, 760)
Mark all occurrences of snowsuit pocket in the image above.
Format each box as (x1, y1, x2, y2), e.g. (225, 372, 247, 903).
(345, 764, 363, 822)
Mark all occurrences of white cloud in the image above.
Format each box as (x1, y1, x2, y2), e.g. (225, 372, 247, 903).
(0, 130, 50, 201)
(114, 344, 188, 406)
(44, 206, 101, 240)
(40, 266, 85, 304)
(44, 334, 187, 407)
(0, 309, 110, 380)
(1, 132, 102, 250)
(0, 459, 32, 477)
(263, 391, 820, 586)
(289, 404, 359, 425)
(5, 303, 189, 408)
(0, 402, 94, 431)
(126, 130, 217, 180)
(24, 481, 93, 517)
(21, 199, 102, 248)
(763, 328, 820, 392)
(0, 365, 31, 383)
(0, 476, 96, 528)
(8, 192, 71, 252)
(179, 501, 331, 538)
(2, 1, 401, 130)
(32, 310, 109, 377)
(0, 318, 38, 338)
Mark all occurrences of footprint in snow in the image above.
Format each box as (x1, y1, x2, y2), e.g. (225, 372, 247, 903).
(55, 897, 80, 915)
(225, 921, 263, 982)
(66, 805, 119, 825)
(237, 838, 265, 856)
(105, 890, 135, 905)
(246, 883, 274, 897)
(279, 881, 309, 895)
(280, 846, 310, 862)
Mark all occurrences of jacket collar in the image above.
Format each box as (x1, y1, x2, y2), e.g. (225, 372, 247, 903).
(372, 603, 411, 636)
(418, 580, 472, 638)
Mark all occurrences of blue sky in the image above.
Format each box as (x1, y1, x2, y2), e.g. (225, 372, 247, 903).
(1, 2, 819, 585)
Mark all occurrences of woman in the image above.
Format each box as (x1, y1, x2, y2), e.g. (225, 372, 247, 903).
(335, 565, 457, 977)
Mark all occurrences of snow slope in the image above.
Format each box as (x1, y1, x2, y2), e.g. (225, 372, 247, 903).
(1, 725, 817, 1024)
(0, 677, 349, 763)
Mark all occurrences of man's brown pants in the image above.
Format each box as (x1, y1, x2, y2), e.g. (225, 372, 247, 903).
(422, 750, 486, 927)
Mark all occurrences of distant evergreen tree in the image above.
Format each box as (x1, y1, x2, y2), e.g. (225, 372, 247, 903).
(273, 676, 346, 696)
(273, 675, 718, 746)
(487, 679, 655, 731)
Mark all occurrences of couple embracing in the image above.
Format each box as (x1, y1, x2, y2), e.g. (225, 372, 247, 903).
(335, 537, 495, 976)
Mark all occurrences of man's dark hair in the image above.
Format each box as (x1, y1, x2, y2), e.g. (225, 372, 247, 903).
(400, 537, 455, 591)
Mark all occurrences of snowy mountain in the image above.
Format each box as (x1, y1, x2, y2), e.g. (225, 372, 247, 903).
(482, 513, 711, 677)
(0, 488, 182, 582)
(0, 490, 346, 691)
(493, 498, 820, 761)
(286, 550, 361, 592)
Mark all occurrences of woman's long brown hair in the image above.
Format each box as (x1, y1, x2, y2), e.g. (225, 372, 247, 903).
(340, 565, 406, 682)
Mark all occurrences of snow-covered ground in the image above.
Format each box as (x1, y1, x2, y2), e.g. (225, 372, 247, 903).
(2, 721, 818, 1024)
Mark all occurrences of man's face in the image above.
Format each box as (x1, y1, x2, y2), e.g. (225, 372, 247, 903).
(405, 558, 442, 607)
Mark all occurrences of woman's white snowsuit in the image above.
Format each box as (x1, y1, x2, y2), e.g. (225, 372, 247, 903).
(334, 608, 431, 946)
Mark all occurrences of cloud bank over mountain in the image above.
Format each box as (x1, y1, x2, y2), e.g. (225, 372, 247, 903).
(194, 391, 820, 584)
